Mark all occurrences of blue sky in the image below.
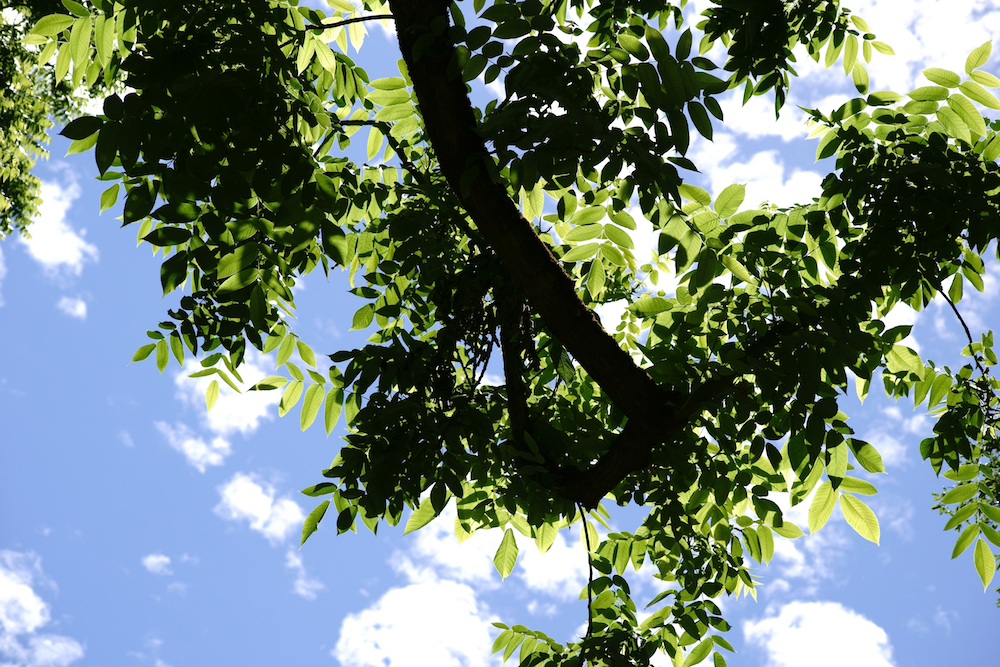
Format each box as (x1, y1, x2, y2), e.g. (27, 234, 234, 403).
(2, 1, 999, 665)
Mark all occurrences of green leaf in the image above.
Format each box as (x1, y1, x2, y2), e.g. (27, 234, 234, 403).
(68, 17, 91, 67)
(366, 125, 384, 161)
(99, 183, 120, 213)
(971, 70, 1000, 87)
(31, 14, 75, 36)
(403, 497, 437, 535)
(714, 184, 745, 218)
(908, 86, 950, 101)
(885, 345, 922, 377)
(966, 41, 992, 75)
(204, 379, 220, 411)
(959, 81, 1000, 109)
(534, 523, 557, 554)
(720, 255, 753, 284)
(772, 522, 804, 539)
(351, 304, 374, 329)
(155, 339, 168, 373)
(840, 494, 880, 544)
(928, 374, 952, 408)
(942, 483, 979, 504)
(618, 34, 649, 61)
(370, 77, 406, 90)
(683, 638, 713, 667)
(837, 477, 877, 496)
(580, 520, 598, 553)
(758, 524, 774, 564)
(132, 343, 156, 362)
(279, 380, 303, 417)
(296, 341, 317, 367)
(563, 224, 603, 242)
(494, 528, 519, 579)
(251, 376, 288, 390)
(981, 522, 1000, 549)
(809, 481, 838, 533)
(948, 94, 987, 136)
(852, 62, 869, 94)
(944, 464, 981, 482)
(301, 500, 330, 546)
(871, 41, 894, 56)
(923, 67, 961, 87)
(979, 503, 1000, 524)
(974, 538, 996, 590)
(603, 224, 633, 249)
(324, 387, 344, 435)
(952, 523, 981, 558)
(944, 502, 979, 531)
(217, 244, 260, 280)
(628, 297, 672, 315)
(300, 384, 324, 430)
(678, 184, 711, 206)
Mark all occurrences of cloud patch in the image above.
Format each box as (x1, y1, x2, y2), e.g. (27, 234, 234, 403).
(0, 550, 85, 667)
(141, 554, 172, 576)
(55, 296, 86, 320)
(744, 601, 895, 667)
(333, 572, 496, 667)
(214, 473, 304, 546)
(154, 421, 231, 473)
(172, 351, 279, 438)
(19, 180, 97, 277)
(285, 549, 324, 600)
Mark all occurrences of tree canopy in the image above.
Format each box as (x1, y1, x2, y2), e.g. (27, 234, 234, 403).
(15, 0, 1000, 664)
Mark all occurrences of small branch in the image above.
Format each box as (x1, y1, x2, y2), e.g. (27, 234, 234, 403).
(305, 14, 394, 32)
(579, 504, 594, 664)
(338, 118, 424, 180)
(941, 287, 988, 376)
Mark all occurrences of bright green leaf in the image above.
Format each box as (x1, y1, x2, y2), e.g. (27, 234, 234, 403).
(840, 494, 880, 544)
(494, 528, 519, 579)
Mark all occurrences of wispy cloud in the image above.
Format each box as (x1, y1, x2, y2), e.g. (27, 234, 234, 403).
(214, 473, 304, 546)
(141, 554, 172, 576)
(285, 549, 324, 600)
(154, 421, 231, 473)
(0, 550, 85, 667)
(744, 600, 895, 667)
(19, 179, 97, 278)
(55, 296, 87, 320)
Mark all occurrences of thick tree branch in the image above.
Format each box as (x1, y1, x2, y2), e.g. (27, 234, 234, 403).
(389, 0, 672, 423)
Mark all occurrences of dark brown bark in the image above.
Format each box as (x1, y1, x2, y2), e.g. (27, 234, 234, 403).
(389, 0, 689, 507)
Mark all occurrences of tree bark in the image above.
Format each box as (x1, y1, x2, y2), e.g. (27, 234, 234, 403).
(390, 0, 686, 506)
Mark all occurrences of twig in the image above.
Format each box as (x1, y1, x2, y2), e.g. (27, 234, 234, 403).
(941, 287, 988, 376)
(305, 14, 394, 32)
(579, 503, 594, 666)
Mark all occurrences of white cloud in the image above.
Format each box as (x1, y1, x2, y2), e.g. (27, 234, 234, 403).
(285, 549, 324, 600)
(334, 573, 497, 667)
(172, 351, 279, 438)
(408, 506, 502, 587)
(0, 550, 85, 667)
(141, 554, 172, 576)
(518, 528, 589, 601)
(716, 92, 811, 142)
(154, 421, 232, 473)
(744, 601, 895, 667)
(55, 297, 86, 320)
(879, 303, 921, 352)
(118, 431, 134, 448)
(19, 180, 97, 277)
(214, 473, 304, 546)
(690, 137, 824, 211)
(863, 431, 908, 468)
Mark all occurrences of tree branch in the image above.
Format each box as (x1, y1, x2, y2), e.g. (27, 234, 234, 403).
(388, 0, 673, 426)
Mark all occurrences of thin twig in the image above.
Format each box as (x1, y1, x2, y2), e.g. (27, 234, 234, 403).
(941, 288, 988, 376)
(305, 14, 394, 32)
(579, 503, 594, 666)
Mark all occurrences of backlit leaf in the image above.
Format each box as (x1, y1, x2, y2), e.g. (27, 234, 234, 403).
(404, 497, 437, 535)
(206, 380, 219, 412)
(301, 500, 329, 546)
(494, 528, 519, 579)
(974, 539, 996, 590)
(300, 384, 324, 430)
(809, 481, 838, 533)
(840, 494, 880, 544)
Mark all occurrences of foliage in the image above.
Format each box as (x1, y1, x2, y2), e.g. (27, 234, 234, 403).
(23, 0, 1000, 663)
(0, 0, 110, 237)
